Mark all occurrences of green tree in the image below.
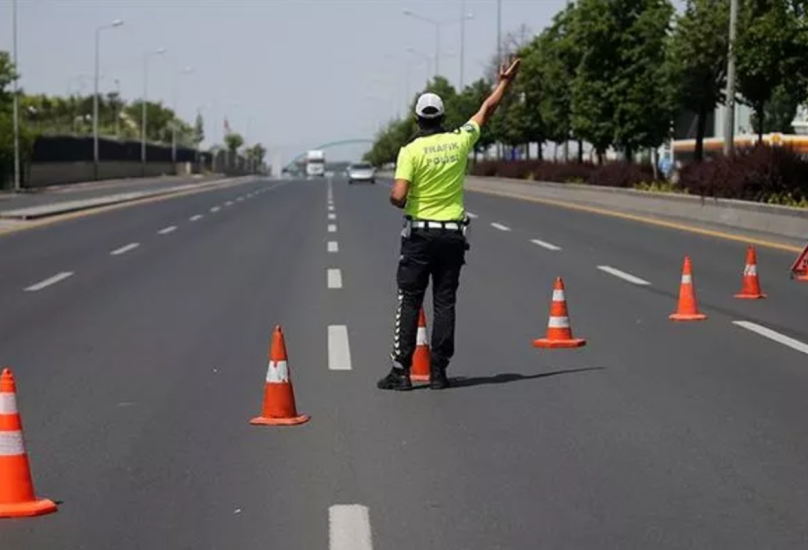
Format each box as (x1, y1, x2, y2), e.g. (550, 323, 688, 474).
(735, 0, 808, 141)
(667, 0, 729, 162)
(570, 0, 617, 162)
(193, 112, 205, 146)
(611, 0, 676, 160)
(224, 132, 244, 154)
(0, 51, 17, 108)
(532, 4, 580, 161)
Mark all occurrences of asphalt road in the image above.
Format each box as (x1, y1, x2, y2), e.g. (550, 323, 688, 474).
(0, 174, 224, 210)
(2, 175, 808, 549)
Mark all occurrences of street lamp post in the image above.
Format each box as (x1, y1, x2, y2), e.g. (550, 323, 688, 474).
(93, 19, 124, 180)
(171, 66, 195, 167)
(141, 48, 167, 175)
(403, 8, 473, 83)
(497, 0, 502, 68)
(723, 0, 739, 156)
(11, 0, 20, 192)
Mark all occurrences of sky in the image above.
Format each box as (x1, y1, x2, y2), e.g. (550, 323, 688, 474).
(0, 0, 679, 168)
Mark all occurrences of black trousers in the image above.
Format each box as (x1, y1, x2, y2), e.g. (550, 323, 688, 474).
(390, 227, 467, 372)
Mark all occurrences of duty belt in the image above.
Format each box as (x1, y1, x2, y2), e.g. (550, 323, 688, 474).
(411, 220, 463, 231)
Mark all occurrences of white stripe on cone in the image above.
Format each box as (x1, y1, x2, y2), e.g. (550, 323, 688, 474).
(416, 326, 428, 346)
(552, 289, 565, 301)
(744, 264, 757, 276)
(0, 393, 17, 414)
(548, 316, 570, 328)
(681, 274, 692, 284)
(265, 360, 289, 383)
(0, 431, 25, 457)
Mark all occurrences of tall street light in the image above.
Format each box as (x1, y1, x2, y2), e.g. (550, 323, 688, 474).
(403, 8, 473, 82)
(141, 47, 167, 174)
(11, 0, 20, 192)
(93, 19, 124, 180)
(171, 65, 195, 166)
(723, 0, 739, 156)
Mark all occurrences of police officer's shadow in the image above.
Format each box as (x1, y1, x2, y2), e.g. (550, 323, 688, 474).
(416, 367, 605, 390)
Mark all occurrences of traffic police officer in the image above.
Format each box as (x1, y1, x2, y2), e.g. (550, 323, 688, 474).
(377, 57, 521, 391)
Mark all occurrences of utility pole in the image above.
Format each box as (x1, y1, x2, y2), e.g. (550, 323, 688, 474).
(723, 0, 739, 157)
(496, 0, 502, 68)
(460, 0, 466, 88)
(94, 20, 123, 181)
(12, 0, 21, 192)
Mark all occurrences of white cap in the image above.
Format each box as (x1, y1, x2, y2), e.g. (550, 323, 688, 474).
(414, 92, 445, 119)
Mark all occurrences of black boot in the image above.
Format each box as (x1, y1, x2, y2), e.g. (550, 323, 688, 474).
(429, 365, 450, 390)
(377, 367, 413, 391)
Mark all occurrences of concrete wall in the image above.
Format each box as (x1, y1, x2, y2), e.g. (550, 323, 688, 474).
(466, 176, 808, 243)
(26, 161, 183, 188)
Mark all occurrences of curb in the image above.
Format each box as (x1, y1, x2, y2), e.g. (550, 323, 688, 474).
(0, 176, 252, 221)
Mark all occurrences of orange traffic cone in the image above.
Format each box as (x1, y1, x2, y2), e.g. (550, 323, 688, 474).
(534, 277, 586, 348)
(0, 368, 57, 518)
(669, 256, 707, 321)
(735, 245, 766, 299)
(410, 308, 431, 382)
(250, 326, 310, 426)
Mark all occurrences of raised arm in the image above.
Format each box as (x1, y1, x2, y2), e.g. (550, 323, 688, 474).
(470, 57, 521, 128)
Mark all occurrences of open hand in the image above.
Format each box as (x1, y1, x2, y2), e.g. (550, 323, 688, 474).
(499, 57, 521, 82)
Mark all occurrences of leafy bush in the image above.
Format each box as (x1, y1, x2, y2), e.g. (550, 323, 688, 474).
(587, 162, 655, 188)
(677, 145, 808, 202)
(470, 160, 653, 188)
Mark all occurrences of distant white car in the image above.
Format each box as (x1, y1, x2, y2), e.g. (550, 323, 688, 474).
(347, 162, 376, 184)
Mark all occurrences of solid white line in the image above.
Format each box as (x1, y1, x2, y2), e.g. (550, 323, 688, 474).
(210, 206, 220, 213)
(733, 321, 808, 356)
(597, 265, 651, 285)
(329, 504, 372, 550)
(328, 268, 343, 289)
(328, 241, 339, 253)
(491, 222, 511, 231)
(328, 326, 353, 371)
(190, 215, 203, 221)
(328, 213, 337, 220)
(158, 226, 177, 235)
(530, 238, 561, 251)
(110, 243, 140, 256)
(25, 271, 74, 292)
(328, 224, 337, 233)
(466, 212, 478, 219)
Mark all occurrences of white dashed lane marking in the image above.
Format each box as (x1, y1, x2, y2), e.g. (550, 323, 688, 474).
(190, 215, 203, 222)
(211, 206, 220, 213)
(328, 241, 339, 253)
(110, 243, 140, 256)
(158, 226, 177, 235)
(328, 224, 337, 233)
(329, 505, 373, 549)
(327, 327, 353, 372)
(24, 272, 74, 292)
(491, 222, 511, 231)
(530, 238, 561, 251)
(328, 213, 337, 220)
(597, 265, 651, 286)
(733, 321, 808, 356)
(328, 268, 343, 289)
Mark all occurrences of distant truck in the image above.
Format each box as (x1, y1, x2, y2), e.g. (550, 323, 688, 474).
(305, 150, 326, 177)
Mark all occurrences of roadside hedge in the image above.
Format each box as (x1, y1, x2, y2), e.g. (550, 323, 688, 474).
(469, 145, 808, 207)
